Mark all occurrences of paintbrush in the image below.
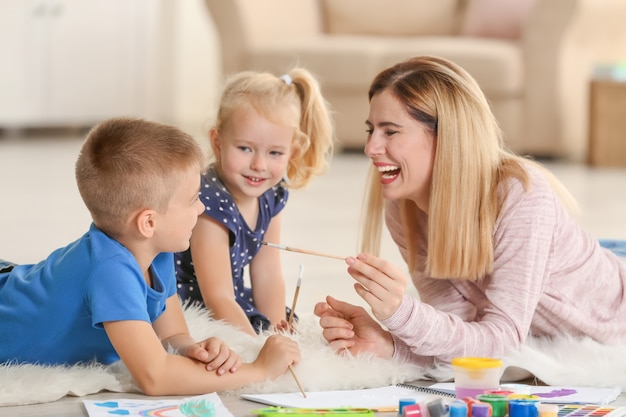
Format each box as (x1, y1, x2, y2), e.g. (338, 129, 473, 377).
(287, 265, 306, 397)
(287, 365, 307, 398)
(261, 241, 346, 261)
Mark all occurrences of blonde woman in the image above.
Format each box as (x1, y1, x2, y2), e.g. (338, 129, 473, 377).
(315, 56, 626, 368)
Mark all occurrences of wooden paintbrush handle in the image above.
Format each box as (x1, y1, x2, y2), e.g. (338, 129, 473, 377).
(285, 246, 346, 260)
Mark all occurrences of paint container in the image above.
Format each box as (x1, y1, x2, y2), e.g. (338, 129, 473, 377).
(418, 401, 432, 417)
(501, 383, 532, 395)
(450, 399, 469, 417)
(508, 398, 539, 417)
(399, 398, 418, 417)
(508, 394, 540, 402)
(403, 404, 423, 417)
(427, 398, 450, 417)
(452, 357, 503, 399)
(461, 397, 482, 417)
(484, 390, 514, 397)
(537, 403, 559, 417)
(471, 402, 492, 417)
(476, 394, 508, 417)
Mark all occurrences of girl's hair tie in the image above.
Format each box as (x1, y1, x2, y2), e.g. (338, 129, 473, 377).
(279, 74, 292, 85)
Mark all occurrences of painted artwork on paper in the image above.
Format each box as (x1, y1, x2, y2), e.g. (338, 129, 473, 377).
(83, 393, 233, 417)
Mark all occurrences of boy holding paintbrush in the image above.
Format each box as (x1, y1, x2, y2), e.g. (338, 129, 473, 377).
(0, 117, 301, 396)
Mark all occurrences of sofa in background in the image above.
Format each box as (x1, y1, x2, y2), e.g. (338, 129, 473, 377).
(204, 0, 626, 160)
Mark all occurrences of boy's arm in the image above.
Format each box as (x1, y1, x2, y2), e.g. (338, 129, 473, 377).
(152, 296, 239, 374)
(103, 295, 299, 396)
(190, 215, 257, 335)
(250, 214, 287, 325)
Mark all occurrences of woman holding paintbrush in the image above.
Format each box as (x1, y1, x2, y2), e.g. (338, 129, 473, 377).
(315, 55, 626, 371)
(174, 67, 334, 336)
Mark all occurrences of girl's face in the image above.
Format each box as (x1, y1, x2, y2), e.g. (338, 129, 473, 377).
(364, 89, 437, 212)
(212, 105, 294, 204)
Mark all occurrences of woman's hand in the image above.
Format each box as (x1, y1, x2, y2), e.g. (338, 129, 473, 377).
(185, 337, 242, 375)
(346, 253, 408, 320)
(314, 295, 394, 358)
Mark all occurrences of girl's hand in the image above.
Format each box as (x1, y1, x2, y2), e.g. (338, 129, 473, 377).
(346, 253, 408, 320)
(274, 319, 296, 334)
(253, 334, 301, 379)
(314, 295, 394, 358)
(186, 337, 242, 375)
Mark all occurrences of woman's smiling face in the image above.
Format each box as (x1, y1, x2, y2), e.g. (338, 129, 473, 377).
(364, 89, 437, 212)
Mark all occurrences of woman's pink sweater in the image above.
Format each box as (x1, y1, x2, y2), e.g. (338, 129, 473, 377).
(382, 164, 626, 366)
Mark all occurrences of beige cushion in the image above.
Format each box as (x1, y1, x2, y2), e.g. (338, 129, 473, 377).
(247, 36, 382, 88)
(321, 0, 461, 36)
(237, 0, 323, 45)
(375, 39, 523, 96)
(246, 36, 522, 97)
(460, 0, 537, 39)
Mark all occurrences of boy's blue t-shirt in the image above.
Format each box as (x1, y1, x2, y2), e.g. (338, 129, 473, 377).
(0, 223, 175, 366)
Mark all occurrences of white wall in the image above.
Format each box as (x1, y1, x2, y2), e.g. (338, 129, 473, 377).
(0, 0, 222, 143)
(167, 0, 222, 141)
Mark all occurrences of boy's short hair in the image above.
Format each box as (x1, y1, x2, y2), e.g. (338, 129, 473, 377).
(75, 117, 206, 236)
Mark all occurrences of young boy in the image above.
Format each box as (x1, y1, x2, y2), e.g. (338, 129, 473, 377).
(0, 117, 300, 396)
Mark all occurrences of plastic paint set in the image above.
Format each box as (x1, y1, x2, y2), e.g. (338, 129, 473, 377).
(395, 396, 626, 417)
(252, 357, 626, 417)
(395, 357, 626, 417)
(250, 393, 626, 417)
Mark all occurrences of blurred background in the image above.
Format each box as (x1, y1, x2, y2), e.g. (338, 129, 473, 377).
(1, 0, 626, 313)
(0, 1, 220, 139)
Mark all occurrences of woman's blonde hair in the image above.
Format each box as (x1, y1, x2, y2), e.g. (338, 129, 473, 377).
(360, 56, 576, 280)
(76, 117, 206, 237)
(212, 67, 335, 189)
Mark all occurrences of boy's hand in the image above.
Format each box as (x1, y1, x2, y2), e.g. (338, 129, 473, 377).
(253, 334, 301, 379)
(186, 337, 242, 375)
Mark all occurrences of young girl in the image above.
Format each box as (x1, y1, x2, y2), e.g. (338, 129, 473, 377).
(314, 56, 626, 371)
(175, 67, 334, 336)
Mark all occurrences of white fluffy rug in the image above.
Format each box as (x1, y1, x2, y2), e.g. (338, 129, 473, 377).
(2, 303, 626, 406)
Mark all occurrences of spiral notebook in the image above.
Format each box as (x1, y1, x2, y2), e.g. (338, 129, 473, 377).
(241, 382, 622, 409)
(240, 383, 454, 410)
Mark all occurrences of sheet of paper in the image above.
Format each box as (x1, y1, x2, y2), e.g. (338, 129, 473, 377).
(241, 385, 436, 409)
(83, 392, 234, 417)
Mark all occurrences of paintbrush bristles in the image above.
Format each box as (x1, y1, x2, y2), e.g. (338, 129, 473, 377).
(260, 241, 345, 260)
(261, 241, 287, 250)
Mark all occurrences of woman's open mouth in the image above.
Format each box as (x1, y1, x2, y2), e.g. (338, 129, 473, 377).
(378, 164, 400, 183)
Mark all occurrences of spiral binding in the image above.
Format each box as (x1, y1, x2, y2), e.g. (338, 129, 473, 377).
(396, 383, 456, 398)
